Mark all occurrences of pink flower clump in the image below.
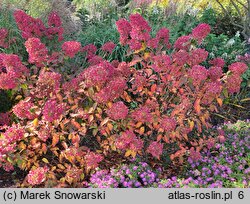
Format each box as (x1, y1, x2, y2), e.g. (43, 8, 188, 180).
(188, 48, 208, 66)
(37, 127, 51, 142)
(226, 62, 247, 94)
(14, 10, 46, 39)
(46, 11, 64, 41)
(192, 23, 211, 43)
(85, 152, 104, 169)
(202, 81, 222, 105)
(152, 54, 171, 72)
(0, 54, 28, 90)
(25, 38, 48, 67)
(116, 14, 151, 50)
(160, 116, 177, 132)
(36, 70, 61, 97)
(115, 130, 143, 152)
(115, 62, 131, 77)
(209, 57, 225, 68)
(156, 27, 170, 47)
(101, 41, 116, 53)
(0, 28, 9, 48)
(62, 41, 81, 58)
(42, 99, 65, 122)
(81, 44, 97, 59)
(147, 141, 163, 159)
(88, 55, 104, 66)
(27, 167, 48, 186)
(188, 65, 208, 86)
(172, 50, 190, 66)
(12, 100, 36, 120)
(226, 75, 243, 94)
(116, 19, 132, 45)
(0, 113, 11, 126)
(95, 77, 127, 103)
(131, 106, 153, 123)
(189, 147, 202, 162)
(208, 66, 223, 81)
(228, 62, 248, 75)
(106, 101, 128, 120)
(48, 11, 62, 27)
(174, 35, 191, 50)
(83, 62, 114, 88)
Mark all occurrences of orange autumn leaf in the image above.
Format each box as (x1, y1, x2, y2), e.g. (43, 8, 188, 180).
(33, 118, 39, 127)
(216, 97, 223, 107)
(52, 134, 59, 147)
(107, 122, 113, 131)
(125, 150, 131, 157)
(151, 84, 157, 93)
(194, 99, 201, 115)
(135, 122, 143, 128)
(188, 120, 195, 131)
(139, 126, 145, 135)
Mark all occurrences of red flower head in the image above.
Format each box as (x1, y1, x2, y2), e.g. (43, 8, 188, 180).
(25, 38, 48, 67)
(202, 81, 222, 105)
(14, 10, 46, 39)
(160, 116, 177, 132)
(81, 44, 97, 59)
(208, 66, 223, 81)
(156, 27, 170, 46)
(147, 141, 163, 159)
(189, 147, 201, 162)
(188, 65, 208, 86)
(88, 55, 104, 66)
(115, 62, 131, 77)
(4, 125, 25, 143)
(106, 101, 128, 120)
(116, 18, 132, 45)
(95, 77, 127, 103)
(174, 35, 191, 50)
(131, 106, 153, 123)
(115, 130, 143, 152)
(85, 152, 103, 169)
(62, 41, 81, 58)
(172, 49, 190, 66)
(27, 167, 48, 186)
(209, 57, 225, 68)
(152, 54, 171, 72)
(12, 99, 36, 120)
(83, 61, 114, 88)
(36, 70, 62, 97)
(192, 23, 211, 43)
(0, 28, 9, 48)
(48, 11, 62, 27)
(129, 13, 151, 33)
(228, 62, 248, 75)
(101, 41, 116, 53)
(226, 74, 242, 94)
(42, 99, 65, 122)
(188, 48, 208, 66)
(0, 54, 28, 90)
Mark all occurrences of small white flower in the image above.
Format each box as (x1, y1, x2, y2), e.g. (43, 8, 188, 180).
(235, 31, 240, 37)
(222, 53, 228, 58)
(210, 52, 215, 58)
(152, 6, 159, 14)
(226, 38, 235, 46)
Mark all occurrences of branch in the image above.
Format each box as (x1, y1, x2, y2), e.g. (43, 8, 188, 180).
(215, 0, 245, 29)
(214, 0, 231, 16)
(234, 0, 248, 10)
(230, 0, 243, 19)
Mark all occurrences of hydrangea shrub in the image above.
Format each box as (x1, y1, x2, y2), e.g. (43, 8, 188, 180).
(0, 11, 248, 187)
